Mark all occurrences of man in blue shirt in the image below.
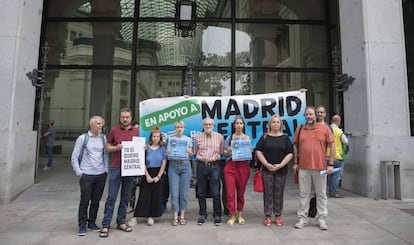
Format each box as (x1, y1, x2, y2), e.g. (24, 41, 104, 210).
(71, 116, 108, 236)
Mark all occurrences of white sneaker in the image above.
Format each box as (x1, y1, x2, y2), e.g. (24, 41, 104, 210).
(127, 217, 137, 227)
(147, 217, 154, 226)
(294, 219, 307, 229)
(43, 166, 49, 171)
(319, 221, 328, 230)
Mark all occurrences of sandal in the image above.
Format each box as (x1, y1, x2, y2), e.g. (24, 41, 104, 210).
(238, 216, 246, 225)
(99, 227, 109, 238)
(226, 216, 236, 226)
(171, 218, 179, 226)
(117, 223, 132, 232)
(179, 217, 187, 225)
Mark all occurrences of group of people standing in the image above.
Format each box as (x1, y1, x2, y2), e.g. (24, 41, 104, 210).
(69, 105, 348, 237)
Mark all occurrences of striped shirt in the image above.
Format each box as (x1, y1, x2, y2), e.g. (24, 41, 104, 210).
(194, 132, 224, 162)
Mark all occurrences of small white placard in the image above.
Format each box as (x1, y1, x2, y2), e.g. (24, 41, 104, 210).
(121, 137, 146, 176)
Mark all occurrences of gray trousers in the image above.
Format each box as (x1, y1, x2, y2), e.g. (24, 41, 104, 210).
(297, 169, 328, 222)
(262, 171, 287, 217)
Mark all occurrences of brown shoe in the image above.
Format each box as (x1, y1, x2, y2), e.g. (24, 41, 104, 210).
(330, 193, 344, 198)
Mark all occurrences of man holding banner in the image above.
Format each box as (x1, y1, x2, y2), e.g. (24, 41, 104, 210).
(100, 108, 139, 238)
(194, 118, 225, 226)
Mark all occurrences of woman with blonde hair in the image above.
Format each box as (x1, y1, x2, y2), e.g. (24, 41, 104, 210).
(255, 115, 293, 227)
(166, 121, 193, 226)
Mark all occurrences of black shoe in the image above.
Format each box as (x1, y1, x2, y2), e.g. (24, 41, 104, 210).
(78, 224, 86, 236)
(87, 222, 100, 232)
(214, 217, 222, 226)
(197, 216, 206, 225)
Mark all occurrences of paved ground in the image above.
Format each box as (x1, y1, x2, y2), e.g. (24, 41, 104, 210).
(1, 156, 414, 245)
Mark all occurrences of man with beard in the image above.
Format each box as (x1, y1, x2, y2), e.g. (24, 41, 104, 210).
(100, 108, 139, 238)
(293, 106, 335, 230)
(194, 118, 225, 226)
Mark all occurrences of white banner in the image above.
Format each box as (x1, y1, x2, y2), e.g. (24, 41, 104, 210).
(139, 91, 307, 147)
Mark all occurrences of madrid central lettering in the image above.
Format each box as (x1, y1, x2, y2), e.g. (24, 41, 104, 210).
(123, 163, 142, 169)
(201, 96, 302, 119)
(201, 96, 302, 139)
(216, 119, 300, 138)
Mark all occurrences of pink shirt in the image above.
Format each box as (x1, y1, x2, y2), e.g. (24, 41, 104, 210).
(194, 132, 224, 162)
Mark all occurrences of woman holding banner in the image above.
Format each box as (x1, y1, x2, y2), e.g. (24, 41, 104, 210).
(255, 115, 293, 227)
(128, 126, 167, 226)
(166, 121, 193, 226)
(223, 116, 251, 226)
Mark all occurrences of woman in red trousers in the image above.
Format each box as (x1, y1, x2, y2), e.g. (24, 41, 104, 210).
(223, 116, 251, 226)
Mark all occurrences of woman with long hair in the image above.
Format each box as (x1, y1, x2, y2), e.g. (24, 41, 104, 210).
(223, 116, 251, 226)
(128, 126, 167, 226)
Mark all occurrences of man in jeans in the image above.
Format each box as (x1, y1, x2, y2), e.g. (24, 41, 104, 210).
(327, 114, 349, 198)
(194, 118, 224, 226)
(293, 106, 335, 230)
(43, 119, 56, 170)
(100, 108, 139, 238)
(71, 116, 108, 236)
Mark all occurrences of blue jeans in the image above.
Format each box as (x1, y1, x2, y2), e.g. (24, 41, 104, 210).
(168, 161, 192, 213)
(327, 160, 345, 195)
(197, 162, 222, 218)
(102, 167, 135, 227)
(46, 145, 53, 167)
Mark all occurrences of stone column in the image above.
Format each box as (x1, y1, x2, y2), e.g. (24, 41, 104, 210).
(89, 0, 121, 124)
(339, 0, 414, 198)
(0, 1, 42, 203)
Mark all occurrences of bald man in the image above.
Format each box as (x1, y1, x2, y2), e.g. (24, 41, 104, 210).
(327, 114, 348, 198)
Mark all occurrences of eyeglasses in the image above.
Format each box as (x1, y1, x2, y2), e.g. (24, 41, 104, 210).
(204, 123, 213, 126)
